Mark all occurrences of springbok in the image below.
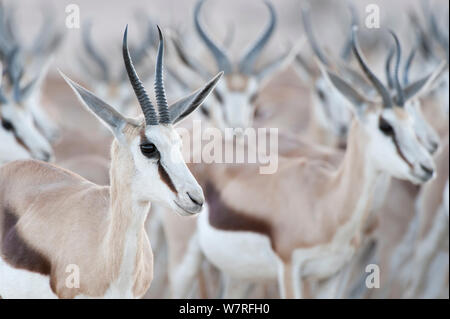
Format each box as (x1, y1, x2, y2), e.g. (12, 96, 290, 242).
(293, 5, 364, 148)
(192, 27, 438, 299)
(0, 3, 63, 143)
(177, 0, 293, 132)
(0, 26, 222, 298)
(0, 62, 53, 162)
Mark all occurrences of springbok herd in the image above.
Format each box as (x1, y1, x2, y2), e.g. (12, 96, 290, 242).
(0, 0, 448, 299)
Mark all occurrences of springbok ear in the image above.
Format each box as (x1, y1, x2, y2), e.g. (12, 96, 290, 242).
(169, 71, 223, 124)
(59, 71, 129, 141)
(402, 61, 447, 102)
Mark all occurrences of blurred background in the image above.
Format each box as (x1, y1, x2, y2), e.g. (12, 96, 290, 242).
(0, 0, 448, 299)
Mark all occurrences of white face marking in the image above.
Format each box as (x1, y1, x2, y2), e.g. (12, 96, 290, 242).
(0, 102, 53, 162)
(130, 125, 204, 216)
(209, 78, 259, 131)
(363, 107, 435, 185)
(405, 99, 440, 154)
(312, 77, 353, 143)
(23, 91, 60, 143)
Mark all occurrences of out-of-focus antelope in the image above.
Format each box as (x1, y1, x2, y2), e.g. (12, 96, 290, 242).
(193, 28, 438, 299)
(173, 0, 294, 133)
(0, 2, 63, 143)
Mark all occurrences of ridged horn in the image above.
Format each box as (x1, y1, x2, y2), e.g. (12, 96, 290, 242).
(154, 26, 170, 124)
(122, 25, 158, 125)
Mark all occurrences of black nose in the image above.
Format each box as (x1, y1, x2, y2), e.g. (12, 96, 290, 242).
(187, 192, 203, 207)
(420, 164, 434, 177)
(42, 152, 52, 162)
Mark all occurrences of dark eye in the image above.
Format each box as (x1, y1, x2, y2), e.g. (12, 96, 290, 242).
(2, 119, 14, 131)
(316, 88, 326, 101)
(249, 93, 258, 104)
(140, 143, 159, 158)
(379, 117, 394, 136)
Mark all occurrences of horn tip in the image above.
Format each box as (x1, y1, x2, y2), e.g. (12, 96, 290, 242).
(156, 25, 163, 40)
(123, 25, 129, 47)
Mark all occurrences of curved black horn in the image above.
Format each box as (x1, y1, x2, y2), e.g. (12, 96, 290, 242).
(239, 0, 277, 75)
(82, 21, 110, 82)
(154, 26, 170, 124)
(123, 25, 158, 125)
(194, 0, 232, 74)
(301, 5, 329, 66)
(389, 30, 404, 106)
(352, 27, 392, 108)
(403, 46, 417, 85)
(385, 45, 395, 89)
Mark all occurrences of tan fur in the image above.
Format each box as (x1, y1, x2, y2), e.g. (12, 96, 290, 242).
(226, 74, 250, 92)
(205, 120, 374, 254)
(0, 123, 153, 298)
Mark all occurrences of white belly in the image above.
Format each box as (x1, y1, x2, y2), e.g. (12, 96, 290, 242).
(197, 208, 280, 280)
(0, 257, 57, 299)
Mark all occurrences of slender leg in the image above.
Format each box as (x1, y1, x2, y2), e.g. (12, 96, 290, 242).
(278, 262, 300, 299)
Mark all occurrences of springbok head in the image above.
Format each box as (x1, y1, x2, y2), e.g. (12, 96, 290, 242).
(0, 60, 54, 162)
(62, 26, 222, 216)
(79, 20, 156, 114)
(192, 0, 292, 131)
(296, 5, 356, 146)
(324, 28, 437, 185)
(0, 85, 32, 164)
(0, 3, 62, 143)
(385, 42, 443, 155)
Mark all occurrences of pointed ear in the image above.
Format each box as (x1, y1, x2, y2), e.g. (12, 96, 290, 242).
(169, 71, 223, 125)
(402, 61, 447, 102)
(59, 71, 129, 141)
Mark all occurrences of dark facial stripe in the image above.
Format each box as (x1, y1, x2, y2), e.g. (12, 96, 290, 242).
(0, 115, 31, 153)
(205, 183, 274, 249)
(392, 134, 413, 169)
(1, 207, 51, 275)
(158, 162, 177, 194)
